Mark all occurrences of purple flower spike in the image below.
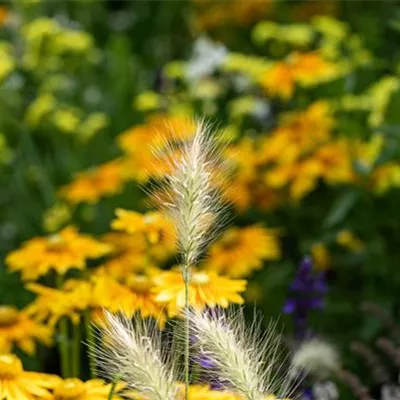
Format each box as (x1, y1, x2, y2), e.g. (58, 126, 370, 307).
(283, 256, 328, 339)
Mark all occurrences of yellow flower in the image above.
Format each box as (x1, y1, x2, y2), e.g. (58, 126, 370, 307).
(6, 226, 111, 280)
(260, 62, 295, 100)
(152, 269, 246, 317)
(60, 160, 124, 205)
(52, 378, 122, 400)
(0, 305, 52, 355)
(91, 268, 167, 327)
(78, 112, 109, 142)
(222, 53, 272, 81)
(370, 162, 400, 194)
(368, 76, 400, 127)
(134, 90, 162, 111)
(311, 243, 331, 271)
(184, 384, 241, 399)
(336, 230, 364, 252)
(118, 115, 195, 182)
(315, 139, 354, 184)
(101, 232, 150, 278)
(259, 102, 333, 165)
(204, 225, 281, 277)
(0, 354, 59, 400)
(111, 209, 177, 261)
(0, 42, 14, 83)
(123, 271, 167, 327)
(27, 272, 167, 328)
(260, 52, 336, 99)
(51, 31, 93, 55)
(42, 203, 72, 233)
(52, 107, 81, 134)
(26, 281, 92, 327)
(353, 134, 384, 172)
(290, 51, 337, 85)
(25, 93, 56, 127)
(253, 21, 313, 47)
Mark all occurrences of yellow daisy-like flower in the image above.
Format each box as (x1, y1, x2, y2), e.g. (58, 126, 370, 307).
(204, 225, 281, 278)
(370, 162, 400, 194)
(184, 384, 241, 400)
(0, 353, 59, 400)
(0, 305, 52, 355)
(260, 62, 295, 100)
(27, 272, 167, 328)
(91, 271, 167, 328)
(118, 115, 195, 182)
(51, 378, 122, 400)
(6, 226, 111, 280)
(152, 269, 246, 317)
(26, 281, 91, 327)
(59, 160, 124, 205)
(111, 209, 177, 262)
(101, 232, 150, 279)
(290, 51, 337, 86)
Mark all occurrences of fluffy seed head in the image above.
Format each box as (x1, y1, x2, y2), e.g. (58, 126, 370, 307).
(150, 119, 229, 269)
(93, 311, 179, 400)
(188, 307, 293, 400)
(291, 338, 340, 380)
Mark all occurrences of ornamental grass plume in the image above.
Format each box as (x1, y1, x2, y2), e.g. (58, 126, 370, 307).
(188, 307, 294, 400)
(93, 310, 179, 400)
(150, 118, 229, 398)
(150, 118, 229, 271)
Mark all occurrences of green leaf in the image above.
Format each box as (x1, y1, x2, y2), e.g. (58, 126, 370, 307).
(323, 190, 360, 228)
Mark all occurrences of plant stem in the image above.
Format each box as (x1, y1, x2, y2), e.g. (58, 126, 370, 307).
(183, 266, 190, 400)
(84, 310, 97, 378)
(59, 317, 70, 378)
(71, 321, 81, 377)
(108, 376, 120, 400)
(56, 273, 71, 378)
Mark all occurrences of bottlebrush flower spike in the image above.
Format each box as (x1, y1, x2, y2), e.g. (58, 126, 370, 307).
(151, 119, 229, 271)
(188, 307, 294, 400)
(93, 311, 179, 400)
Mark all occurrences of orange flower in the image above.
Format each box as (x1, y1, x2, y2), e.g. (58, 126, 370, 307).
(291, 51, 337, 85)
(204, 225, 281, 277)
(0, 6, 9, 26)
(260, 62, 295, 100)
(0, 305, 52, 355)
(152, 269, 246, 317)
(59, 160, 124, 204)
(118, 115, 195, 182)
(6, 226, 111, 280)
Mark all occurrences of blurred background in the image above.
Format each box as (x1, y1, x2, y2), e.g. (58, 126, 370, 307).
(2, 1, 400, 399)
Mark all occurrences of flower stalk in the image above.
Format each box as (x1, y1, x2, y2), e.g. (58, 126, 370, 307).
(151, 120, 228, 399)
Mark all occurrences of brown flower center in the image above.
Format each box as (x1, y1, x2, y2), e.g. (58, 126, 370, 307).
(47, 234, 66, 252)
(0, 305, 19, 326)
(127, 274, 152, 293)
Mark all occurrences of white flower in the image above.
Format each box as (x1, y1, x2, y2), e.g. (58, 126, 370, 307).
(186, 37, 228, 82)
